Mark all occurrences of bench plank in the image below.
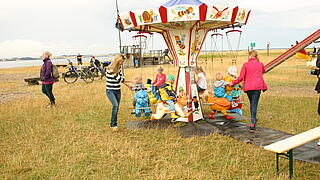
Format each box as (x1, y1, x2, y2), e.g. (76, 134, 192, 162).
(264, 127, 320, 153)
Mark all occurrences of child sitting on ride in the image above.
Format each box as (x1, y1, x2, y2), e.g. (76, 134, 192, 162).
(225, 66, 243, 99)
(129, 75, 146, 91)
(213, 72, 233, 102)
(129, 75, 148, 115)
(194, 66, 207, 95)
(159, 75, 179, 119)
(152, 65, 166, 89)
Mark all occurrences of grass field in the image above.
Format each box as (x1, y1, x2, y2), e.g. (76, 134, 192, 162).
(0, 49, 319, 179)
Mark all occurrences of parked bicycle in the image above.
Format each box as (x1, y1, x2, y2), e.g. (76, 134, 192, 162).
(63, 59, 94, 84)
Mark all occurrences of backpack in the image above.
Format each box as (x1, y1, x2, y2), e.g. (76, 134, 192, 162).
(52, 64, 60, 79)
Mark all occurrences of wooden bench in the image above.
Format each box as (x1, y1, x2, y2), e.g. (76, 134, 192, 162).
(24, 77, 40, 85)
(264, 127, 320, 178)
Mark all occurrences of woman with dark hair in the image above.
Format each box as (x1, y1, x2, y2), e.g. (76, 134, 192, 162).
(232, 50, 268, 132)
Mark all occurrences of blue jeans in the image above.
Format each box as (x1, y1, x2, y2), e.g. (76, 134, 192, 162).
(106, 89, 121, 127)
(165, 100, 175, 112)
(246, 90, 261, 126)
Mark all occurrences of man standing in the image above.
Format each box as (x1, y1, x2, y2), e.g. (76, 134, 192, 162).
(310, 48, 320, 146)
(77, 53, 82, 65)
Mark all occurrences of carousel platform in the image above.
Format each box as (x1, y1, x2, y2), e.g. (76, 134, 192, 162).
(126, 114, 320, 164)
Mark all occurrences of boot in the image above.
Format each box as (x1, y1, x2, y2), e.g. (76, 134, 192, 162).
(208, 112, 215, 119)
(171, 112, 179, 119)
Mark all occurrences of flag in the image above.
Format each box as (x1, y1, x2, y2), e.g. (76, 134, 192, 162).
(296, 49, 312, 61)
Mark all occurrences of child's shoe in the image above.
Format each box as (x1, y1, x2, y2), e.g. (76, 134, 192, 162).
(171, 112, 179, 119)
(225, 114, 234, 120)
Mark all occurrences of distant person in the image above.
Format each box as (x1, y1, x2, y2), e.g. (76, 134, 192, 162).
(313, 47, 317, 54)
(77, 53, 82, 65)
(40, 51, 56, 107)
(309, 49, 320, 115)
(232, 50, 268, 132)
(309, 49, 320, 146)
(93, 57, 105, 75)
(89, 56, 95, 67)
(106, 54, 131, 132)
(163, 48, 171, 61)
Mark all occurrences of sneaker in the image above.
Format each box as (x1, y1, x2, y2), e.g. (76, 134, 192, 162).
(110, 126, 118, 132)
(317, 141, 320, 146)
(249, 124, 256, 133)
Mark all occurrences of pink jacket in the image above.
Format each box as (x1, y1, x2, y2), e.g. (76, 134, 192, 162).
(232, 58, 268, 92)
(153, 74, 166, 87)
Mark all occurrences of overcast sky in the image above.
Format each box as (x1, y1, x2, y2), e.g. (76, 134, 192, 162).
(0, 0, 319, 58)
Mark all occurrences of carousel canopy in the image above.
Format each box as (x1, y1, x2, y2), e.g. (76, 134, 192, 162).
(118, 0, 251, 33)
(162, 0, 203, 7)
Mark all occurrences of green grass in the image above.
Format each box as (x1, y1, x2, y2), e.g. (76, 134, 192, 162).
(0, 51, 319, 179)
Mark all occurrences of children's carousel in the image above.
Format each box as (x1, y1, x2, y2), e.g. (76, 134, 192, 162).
(117, 0, 250, 122)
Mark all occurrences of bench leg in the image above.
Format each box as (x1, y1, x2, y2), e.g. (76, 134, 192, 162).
(288, 149, 293, 179)
(276, 153, 280, 174)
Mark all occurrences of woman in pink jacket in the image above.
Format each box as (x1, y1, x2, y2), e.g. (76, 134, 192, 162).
(232, 50, 268, 132)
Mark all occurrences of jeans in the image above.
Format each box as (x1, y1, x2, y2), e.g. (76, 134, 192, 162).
(42, 84, 55, 103)
(246, 90, 261, 126)
(165, 100, 175, 112)
(106, 89, 121, 127)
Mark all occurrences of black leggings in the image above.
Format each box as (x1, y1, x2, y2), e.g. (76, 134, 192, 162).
(42, 84, 55, 103)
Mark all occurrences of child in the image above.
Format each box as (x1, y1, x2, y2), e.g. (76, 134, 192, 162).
(214, 72, 233, 102)
(153, 65, 166, 88)
(129, 75, 145, 91)
(130, 75, 147, 113)
(194, 66, 207, 95)
(159, 75, 179, 119)
(226, 66, 243, 100)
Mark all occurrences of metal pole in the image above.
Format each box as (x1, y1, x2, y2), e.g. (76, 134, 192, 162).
(116, 0, 122, 53)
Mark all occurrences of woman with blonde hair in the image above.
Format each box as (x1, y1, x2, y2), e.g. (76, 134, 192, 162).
(232, 50, 268, 132)
(40, 51, 56, 107)
(105, 54, 130, 131)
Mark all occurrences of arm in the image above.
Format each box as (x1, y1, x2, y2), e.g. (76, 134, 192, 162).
(232, 64, 246, 85)
(195, 74, 200, 84)
(152, 74, 159, 85)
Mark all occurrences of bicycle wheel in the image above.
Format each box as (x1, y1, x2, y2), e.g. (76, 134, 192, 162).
(64, 71, 78, 84)
(82, 71, 94, 83)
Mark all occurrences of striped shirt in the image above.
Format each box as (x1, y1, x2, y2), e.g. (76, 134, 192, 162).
(106, 70, 124, 90)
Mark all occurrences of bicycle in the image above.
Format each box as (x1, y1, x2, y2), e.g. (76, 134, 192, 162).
(63, 59, 94, 84)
